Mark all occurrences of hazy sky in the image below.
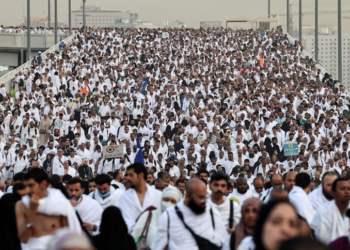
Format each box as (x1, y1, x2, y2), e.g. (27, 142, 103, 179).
(1, 0, 350, 30)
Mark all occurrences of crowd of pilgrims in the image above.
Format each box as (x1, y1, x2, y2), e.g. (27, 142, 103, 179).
(0, 26, 349, 250)
(0, 25, 74, 34)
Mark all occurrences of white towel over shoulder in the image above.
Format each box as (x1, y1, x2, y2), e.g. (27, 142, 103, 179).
(22, 188, 81, 232)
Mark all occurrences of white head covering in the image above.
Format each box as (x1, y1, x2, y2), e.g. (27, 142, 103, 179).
(162, 185, 182, 202)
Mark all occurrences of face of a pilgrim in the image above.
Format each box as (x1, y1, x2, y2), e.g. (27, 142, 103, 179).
(97, 183, 110, 195)
(24, 178, 47, 198)
(237, 178, 248, 194)
(262, 204, 299, 250)
(127, 169, 142, 188)
(210, 179, 227, 200)
(322, 175, 338, 199)
(146, 174, 153, 185)
(283, 173, 295, 192)
(67, 183, 84, 200)
(177, 182, 186, 194)
(332, 180, 350, 202)
(186, 184, 207, 215)
(89, 182, 96, 193)
(243, 204, 259, 229)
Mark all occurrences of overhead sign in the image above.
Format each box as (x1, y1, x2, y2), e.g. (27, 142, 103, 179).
(103, 145, 125, 159)
(283, 141, 299, 156)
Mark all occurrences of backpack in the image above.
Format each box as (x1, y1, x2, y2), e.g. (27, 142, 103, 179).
(228, 198, 237, 229)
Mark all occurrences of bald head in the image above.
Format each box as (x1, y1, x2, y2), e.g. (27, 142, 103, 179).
(271, 174, 283, 189)
(0, 182, 5, 192)
(186, 178, 206, 194)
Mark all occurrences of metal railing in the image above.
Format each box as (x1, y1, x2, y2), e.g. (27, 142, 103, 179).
(0, 33, 78, 93)
(285, 32, 328, 76)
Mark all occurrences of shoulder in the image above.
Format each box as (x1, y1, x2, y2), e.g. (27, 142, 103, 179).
(148, 184, 162, 196)
(114, 188, 124, 196)
(120, 188, 135, 200)
(307, 187, 320, 199)
(317, 200, 335, 215)
(15, 200, 26, 212)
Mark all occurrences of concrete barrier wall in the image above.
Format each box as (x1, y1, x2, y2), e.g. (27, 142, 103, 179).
(0, 33, 69, 49)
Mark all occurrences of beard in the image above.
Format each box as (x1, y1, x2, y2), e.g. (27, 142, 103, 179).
(188, 198, 206, 215)
(322, 187, 334, 201)
(237, 188, 247, 194)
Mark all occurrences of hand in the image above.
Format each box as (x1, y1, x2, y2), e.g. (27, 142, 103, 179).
(83, 222, 95, 231)
(29, 194, 40, 212)
(227, 228, 235, 234)
(70, 199, 77, 207)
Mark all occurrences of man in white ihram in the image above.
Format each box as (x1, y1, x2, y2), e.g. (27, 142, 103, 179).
(119, 163, 162, 232)
(89, 173, 123, 210)
(289, 172, 315, 225)
(16, 168, 81, 250)
(154, 178, 227, 250)
(67, 178, 103, 235)
(308, 171, 338, 211)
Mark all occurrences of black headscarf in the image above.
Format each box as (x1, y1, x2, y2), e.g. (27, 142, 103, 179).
(253, 200, 298, 250)
(80, 119, 89, 136)
(174, 138, 184, 153)
(43, 154, 53, 173)
(93, 206, 137, 250)
(0, 194, 22, 250)
(164, 125, 173, 140)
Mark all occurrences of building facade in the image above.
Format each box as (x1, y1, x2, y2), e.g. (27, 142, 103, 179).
(72, 5, 138, 28)
(304, 34, 350, 88)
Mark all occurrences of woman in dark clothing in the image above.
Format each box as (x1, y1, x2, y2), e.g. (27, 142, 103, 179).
(42, 154, 53, 174)
(265, 137, 281, 158)
(173, 137, 184, 153)
(0, 194, 22, 250)
(264, 137, 274, 157)
(171, 123, 180, 138)
(81, 119, 89, 137)
(163, 125, 173, 140)
(93, 206, 137, 250)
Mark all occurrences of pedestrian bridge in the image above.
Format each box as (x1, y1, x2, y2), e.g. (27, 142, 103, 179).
(0, 33, 70, 68)
(0, 33, 76, 93)
(0, 30, 329, 94)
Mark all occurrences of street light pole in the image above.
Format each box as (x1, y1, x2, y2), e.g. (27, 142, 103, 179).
(48, 0, 50, 28)
(315, 0, 318, 61)
(268, 0, 270, 18)
(27, 0, 31, 61)
(55, 0, 57, 44)
(69, 0, 71, 35)
(287, 0, 290, 34)
(338, 0, 342, 83)
(299, 0, 302, 43)
(83, 0, 86, 32)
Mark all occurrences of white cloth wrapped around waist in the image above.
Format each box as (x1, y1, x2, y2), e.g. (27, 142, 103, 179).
(26, 235, 52, 250)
